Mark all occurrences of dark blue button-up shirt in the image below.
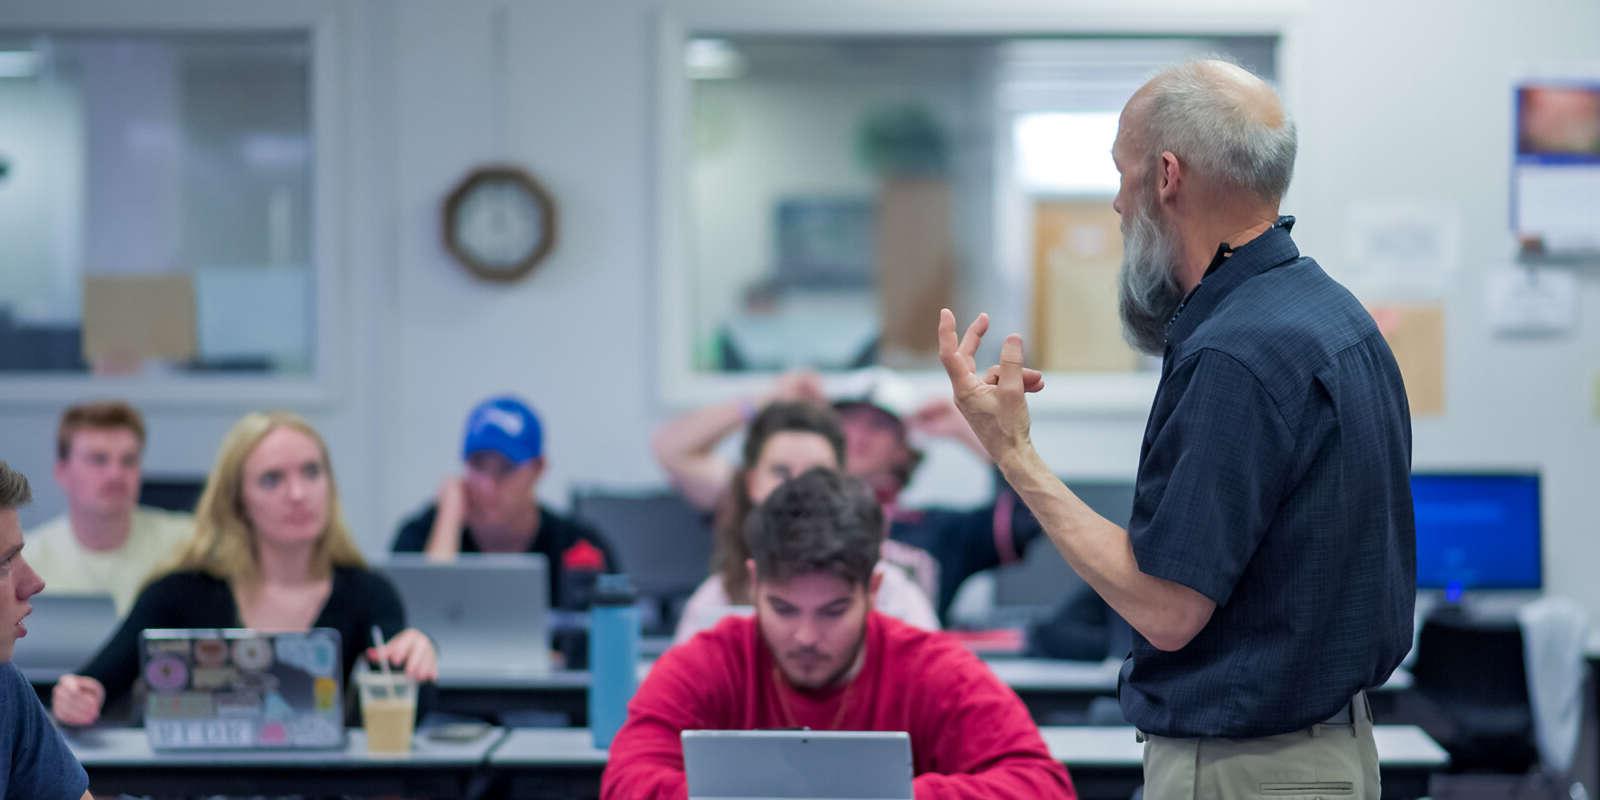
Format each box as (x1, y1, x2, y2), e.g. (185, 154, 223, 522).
(1118, 218, 1416, 738)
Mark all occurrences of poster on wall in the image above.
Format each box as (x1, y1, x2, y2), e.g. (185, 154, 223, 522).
(1512, 76, 1600, 254)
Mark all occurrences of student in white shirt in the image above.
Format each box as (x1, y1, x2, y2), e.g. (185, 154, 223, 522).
(25, 401, 191, 615)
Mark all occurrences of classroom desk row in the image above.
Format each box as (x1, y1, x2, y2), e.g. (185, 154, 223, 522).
(67, 724, 1448, 800)
(29, 656, 1415, 729)
(427, 657, 1414, 727)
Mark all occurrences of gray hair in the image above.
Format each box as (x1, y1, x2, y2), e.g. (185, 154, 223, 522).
(0, 461, 32, 511)
(1141, 60, 1297, 204)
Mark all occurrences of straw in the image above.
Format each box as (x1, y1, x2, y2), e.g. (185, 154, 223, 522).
(370, 625, 394, 699)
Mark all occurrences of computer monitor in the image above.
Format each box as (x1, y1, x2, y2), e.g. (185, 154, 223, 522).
(1412, 472, 1541, 595)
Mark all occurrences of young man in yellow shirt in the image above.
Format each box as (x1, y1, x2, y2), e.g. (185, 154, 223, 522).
(25, 401, 191, 615)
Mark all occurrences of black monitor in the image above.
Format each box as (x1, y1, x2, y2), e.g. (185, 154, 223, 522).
(1412, 472, 1541, 597)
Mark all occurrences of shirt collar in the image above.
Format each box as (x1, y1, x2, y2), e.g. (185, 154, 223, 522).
(1164, 215, 1299, 350)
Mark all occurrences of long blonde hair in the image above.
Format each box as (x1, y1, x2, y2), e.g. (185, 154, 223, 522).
(162, 411, 365, 585)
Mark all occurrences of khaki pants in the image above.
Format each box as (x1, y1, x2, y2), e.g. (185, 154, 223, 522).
(1141, 695, 1380, 800)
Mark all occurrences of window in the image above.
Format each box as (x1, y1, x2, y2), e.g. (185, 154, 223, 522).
(663, 27, 1278, 408)
(0, 32, 314, 376)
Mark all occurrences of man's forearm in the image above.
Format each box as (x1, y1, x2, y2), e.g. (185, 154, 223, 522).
(997, 447, 1212, 652)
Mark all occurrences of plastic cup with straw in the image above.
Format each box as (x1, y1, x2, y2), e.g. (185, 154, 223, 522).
(363, 625, 417, 753)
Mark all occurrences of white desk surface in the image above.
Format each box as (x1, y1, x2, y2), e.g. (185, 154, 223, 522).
(438, 657, 1413, 693)
(487, 724, 1445, 769)
(65, 726, 506, 767)
(490, 727, 610, 765)
(1037, 725, 1446, 767)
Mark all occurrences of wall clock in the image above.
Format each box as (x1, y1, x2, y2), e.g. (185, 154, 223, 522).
(442, 165, 557, 282)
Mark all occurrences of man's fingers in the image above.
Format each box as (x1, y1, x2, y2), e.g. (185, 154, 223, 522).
(998, 334, 1026, 393)
(958, 313, 989, 362)
(937, 309, 979, 392)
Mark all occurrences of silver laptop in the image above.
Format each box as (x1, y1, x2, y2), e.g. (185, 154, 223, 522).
(683, 730, 914, 800)
(13, 594, 119, 683)
(379, 553, 552, 682)
(141, 627, 345, 750)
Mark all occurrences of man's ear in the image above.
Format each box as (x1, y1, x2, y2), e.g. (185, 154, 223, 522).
(527, 456, 548, 481)
(1156, 150, 1182, 204)
(867, 567, 884, 603)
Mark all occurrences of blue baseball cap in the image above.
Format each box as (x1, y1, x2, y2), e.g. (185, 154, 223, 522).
(461, 395, 543, 464)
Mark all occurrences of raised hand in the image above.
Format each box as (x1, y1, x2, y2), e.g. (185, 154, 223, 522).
(936, 309, 1043, 467)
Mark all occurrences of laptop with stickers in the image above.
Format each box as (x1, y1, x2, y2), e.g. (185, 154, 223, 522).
(140, 628, 344, 750)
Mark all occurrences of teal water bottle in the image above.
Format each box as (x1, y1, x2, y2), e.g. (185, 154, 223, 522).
(588, 573, 639, 748)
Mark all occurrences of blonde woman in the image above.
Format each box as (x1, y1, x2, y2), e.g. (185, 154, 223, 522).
(52, 412, 436, 727)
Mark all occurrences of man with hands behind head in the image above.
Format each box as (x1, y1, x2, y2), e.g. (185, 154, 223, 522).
(939, 59, 1414, 798)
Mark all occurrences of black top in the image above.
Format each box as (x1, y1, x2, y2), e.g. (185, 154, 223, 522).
(391, 503, 621, 611)
(889, 482, 1045, 619)
(1119, 218, 1416, 738)
(80, 567, 408, 715)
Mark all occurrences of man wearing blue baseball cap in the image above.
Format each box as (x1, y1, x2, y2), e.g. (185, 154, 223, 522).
(392, 395, 619, 610)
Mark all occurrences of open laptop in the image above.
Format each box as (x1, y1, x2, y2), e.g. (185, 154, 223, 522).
(12, 594, 120, 683)
(141, 628, 344, 750)
(379, 554, 552, 682)
(683, 730, 914, 800)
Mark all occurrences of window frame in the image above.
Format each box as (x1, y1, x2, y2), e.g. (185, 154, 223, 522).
(656, 0, 1300, 415)
(0, 0, 347, 408)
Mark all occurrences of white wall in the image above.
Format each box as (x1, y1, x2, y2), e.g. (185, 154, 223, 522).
(1, 0, 1597, 611)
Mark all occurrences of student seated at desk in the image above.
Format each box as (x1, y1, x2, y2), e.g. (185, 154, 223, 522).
(604, 469, 1076, 799)
(25, 400, 192, 616)
(653, 371, 1048, 621)
(0, 461, 93, 799)
(392, 395, 620, 611)
(672, 401, 937, 643)
(51, 411, 437, 727)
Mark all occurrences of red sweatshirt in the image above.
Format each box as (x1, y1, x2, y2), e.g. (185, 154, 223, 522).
(602, 612, 1076, 800)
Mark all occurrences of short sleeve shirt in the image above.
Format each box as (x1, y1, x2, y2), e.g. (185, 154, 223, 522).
(1118, 219, 1417, 738)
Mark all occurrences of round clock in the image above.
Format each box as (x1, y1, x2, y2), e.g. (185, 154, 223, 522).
(442, 165, 557, 282)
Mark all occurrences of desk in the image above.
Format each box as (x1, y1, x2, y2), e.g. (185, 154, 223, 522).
(485, 724, 1445, 800)
(1041, 725, 1445, 800)
(487, 727, 609, 799)
(434, 658, 1414, 727)
(66, 726, 504, 798)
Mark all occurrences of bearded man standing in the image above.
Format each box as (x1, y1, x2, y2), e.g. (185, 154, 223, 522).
(938, 59, 1416, 799)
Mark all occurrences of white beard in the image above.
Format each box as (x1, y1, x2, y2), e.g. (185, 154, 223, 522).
(1117, 196, 1187, 356)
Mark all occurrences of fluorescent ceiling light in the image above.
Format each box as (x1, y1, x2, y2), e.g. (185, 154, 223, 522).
(0, 50, 39, 79)
(686, 38, 745, 81)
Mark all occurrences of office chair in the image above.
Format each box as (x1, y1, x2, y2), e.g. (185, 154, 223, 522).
(1410, 608, 1539, 774)
(569, 487, 713, 635)
(138, 476, 207, 513)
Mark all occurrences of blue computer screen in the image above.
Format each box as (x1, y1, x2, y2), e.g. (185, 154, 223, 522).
(1412, 473, 1541, 591)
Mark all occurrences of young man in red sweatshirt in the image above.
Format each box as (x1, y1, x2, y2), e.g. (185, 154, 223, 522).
(602, 468, 1076, 800)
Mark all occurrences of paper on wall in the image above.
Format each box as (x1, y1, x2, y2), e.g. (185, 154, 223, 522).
(1486, 265, 1578, 337)
(1342, 202, 1461, 301)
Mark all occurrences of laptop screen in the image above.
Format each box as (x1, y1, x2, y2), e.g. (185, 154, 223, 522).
(141, 628, 345, 750)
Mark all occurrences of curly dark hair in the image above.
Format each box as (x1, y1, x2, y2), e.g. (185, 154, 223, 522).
(713, 402, 847, 602)
(743, 467, 883, 589)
